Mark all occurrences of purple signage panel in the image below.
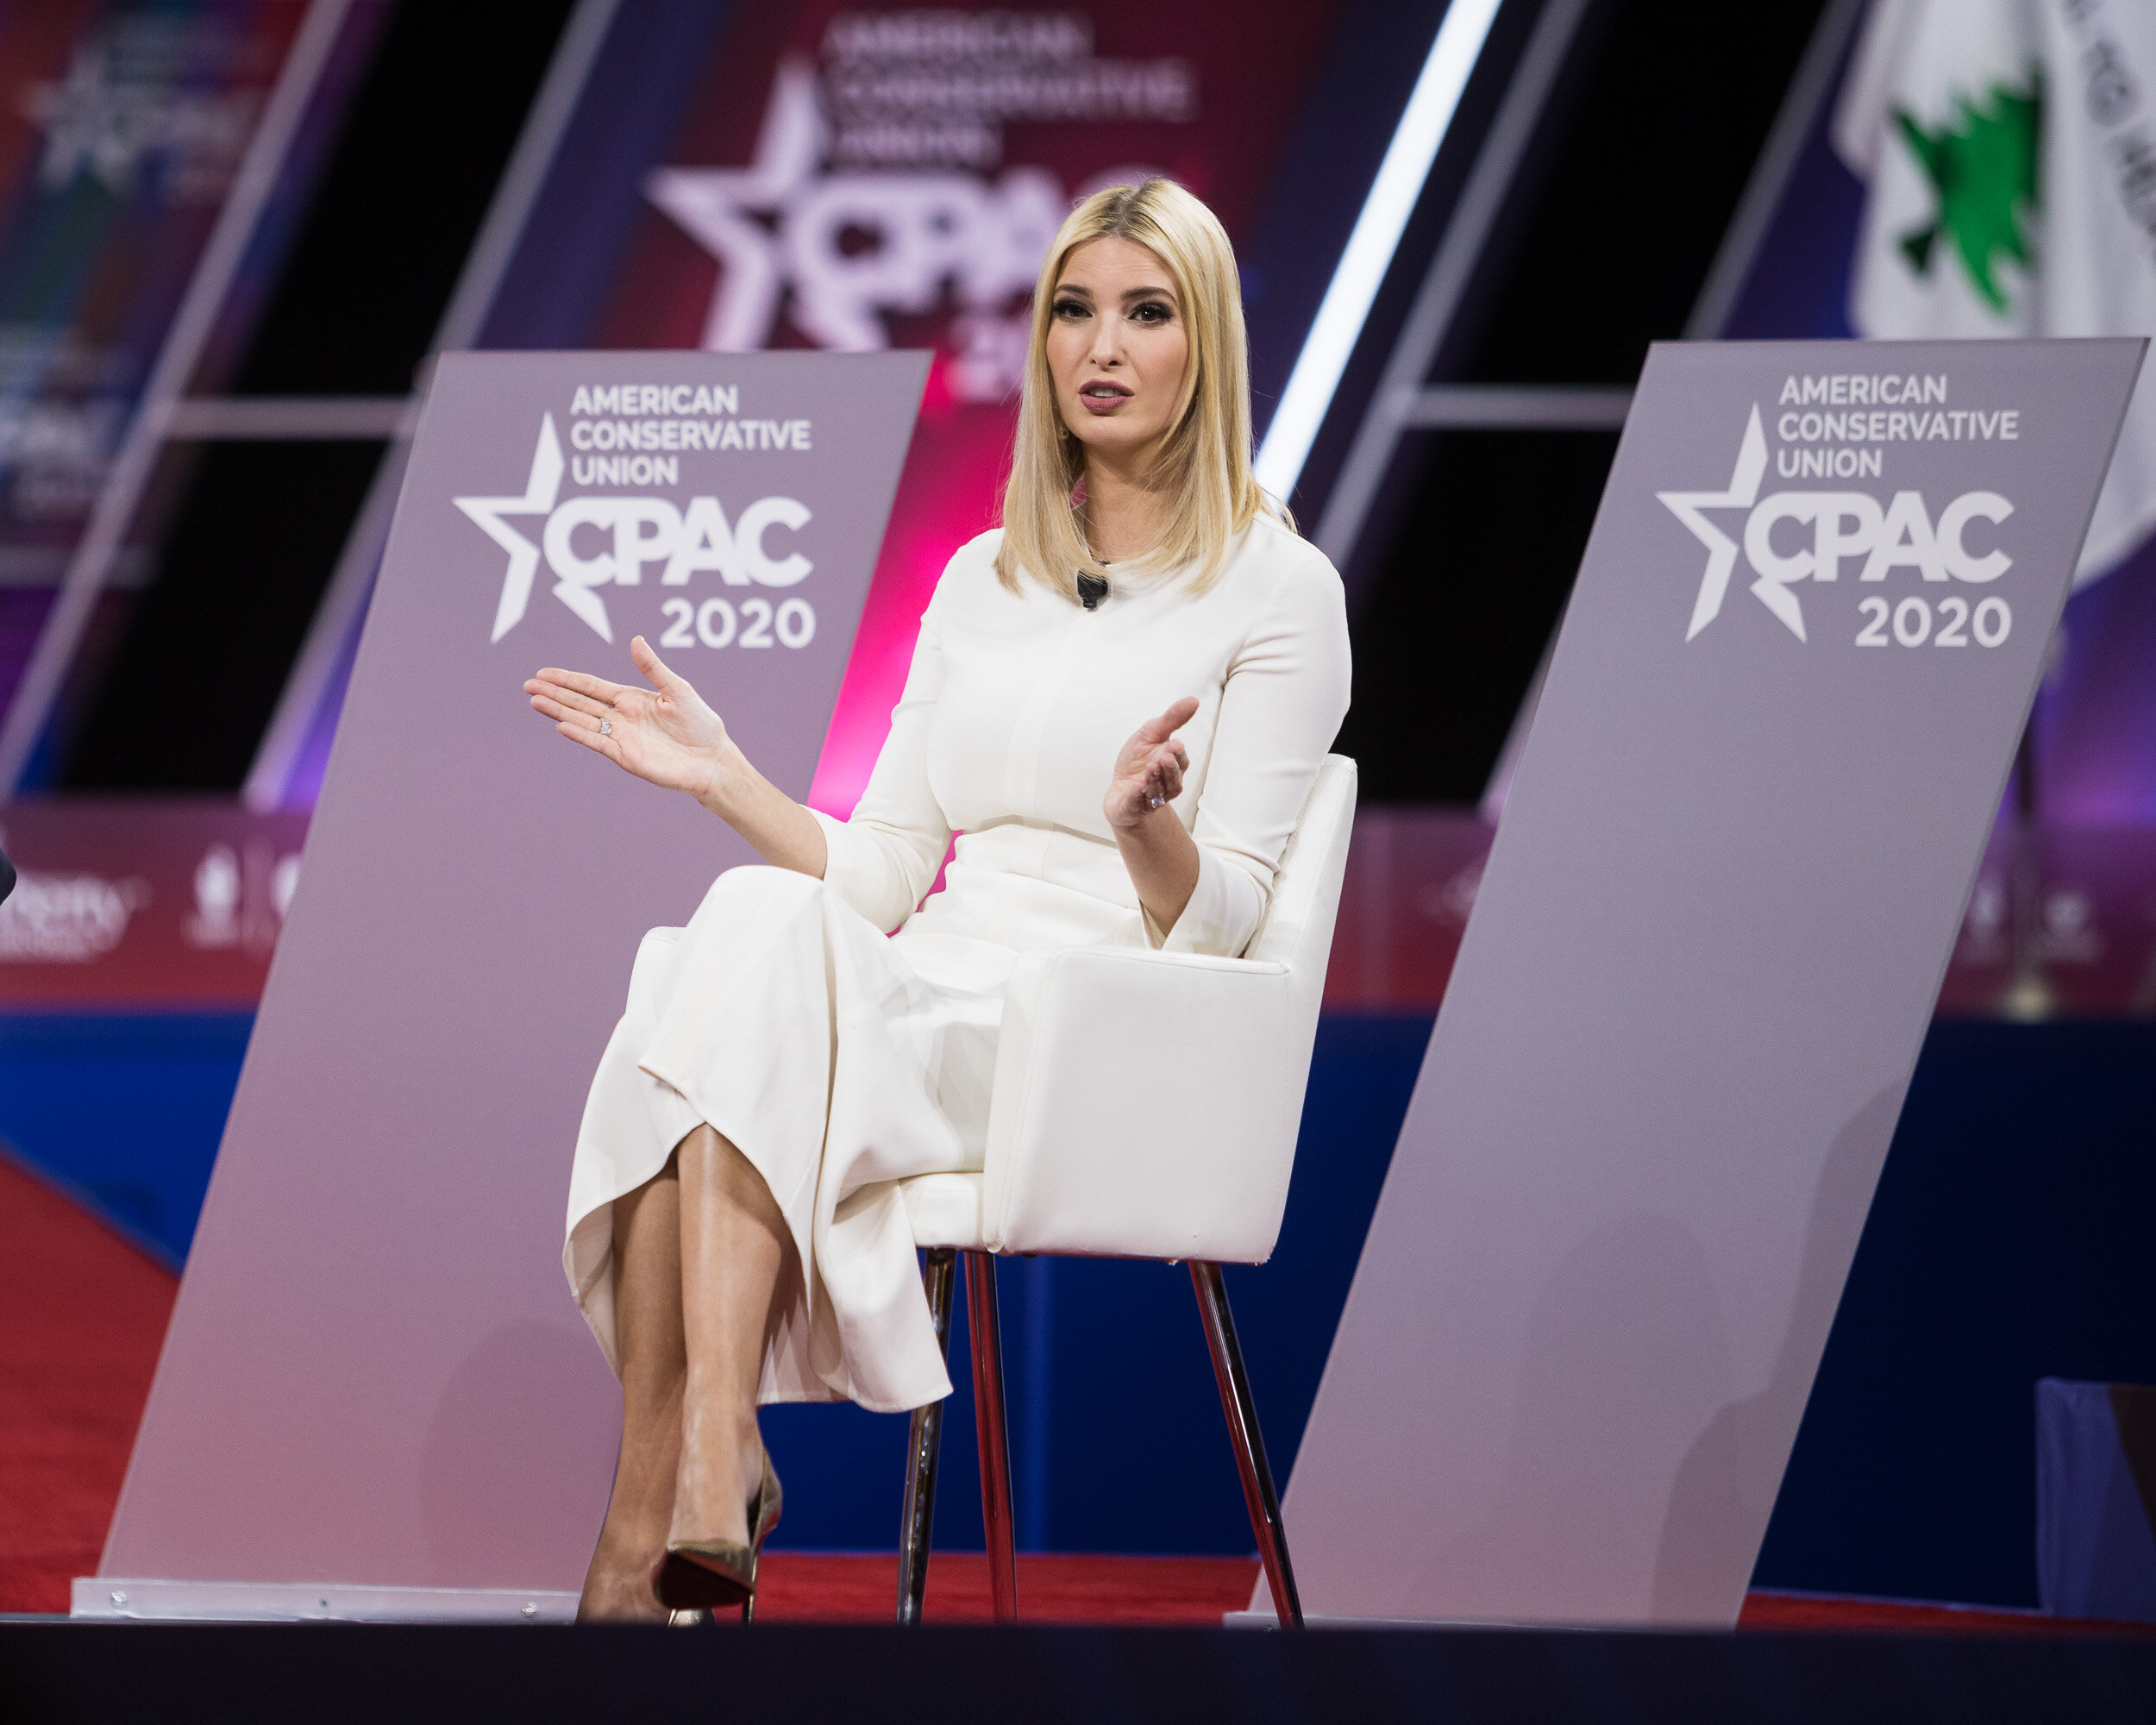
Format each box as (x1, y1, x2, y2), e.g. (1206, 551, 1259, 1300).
(91, 351, 925, 1617)
(1268, 338, 2143, 1628)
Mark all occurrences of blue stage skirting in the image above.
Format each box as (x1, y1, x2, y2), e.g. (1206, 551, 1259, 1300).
(0, 1011, 252, 1269)
(3, 1013, 2153, 1608)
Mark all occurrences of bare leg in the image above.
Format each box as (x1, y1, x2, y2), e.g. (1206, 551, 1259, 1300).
(579, 1160, 686, 1622)
(671, 1121, 793, 1549)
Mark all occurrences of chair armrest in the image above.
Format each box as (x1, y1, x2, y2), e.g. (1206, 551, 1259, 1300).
(981, 944, 1315, 1264)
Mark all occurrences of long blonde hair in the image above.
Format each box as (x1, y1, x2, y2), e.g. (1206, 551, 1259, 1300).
(994, 179, 1284, 599)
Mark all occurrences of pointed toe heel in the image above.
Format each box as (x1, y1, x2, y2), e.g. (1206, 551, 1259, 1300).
(650, 1450, 786, 1619)
(652, 1540, 755, 1612)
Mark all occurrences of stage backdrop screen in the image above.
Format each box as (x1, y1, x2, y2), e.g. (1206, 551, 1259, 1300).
(1268, 336, 2143, 1628)
(94, 349, 926, 1608)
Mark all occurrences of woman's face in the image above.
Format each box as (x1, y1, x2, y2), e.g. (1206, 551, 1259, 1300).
(1044, 236, 1189, 469)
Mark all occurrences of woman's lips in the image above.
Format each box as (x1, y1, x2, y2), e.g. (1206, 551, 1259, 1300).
(1078, 381, 1132, 416)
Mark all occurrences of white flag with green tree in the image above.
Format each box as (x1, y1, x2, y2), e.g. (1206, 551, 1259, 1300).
(1835, 0, 2156, 583)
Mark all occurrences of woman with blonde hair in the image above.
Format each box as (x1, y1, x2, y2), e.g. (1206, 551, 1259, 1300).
(526, 178, 1351, 1622)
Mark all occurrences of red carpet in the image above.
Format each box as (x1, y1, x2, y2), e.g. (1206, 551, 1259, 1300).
(0, 1152, 179, 1615)
(754, 1559, 2154, 1632)
(1733, 1590, 2154, 1636)
(4, 1153, 2152, 1634)
(755, 1552, 1262, 1623)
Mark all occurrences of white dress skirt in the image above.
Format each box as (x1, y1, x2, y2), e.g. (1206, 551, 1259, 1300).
(564, 518, 1353, 1414)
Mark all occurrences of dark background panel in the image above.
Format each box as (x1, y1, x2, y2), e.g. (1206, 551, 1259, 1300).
(1329, 0, 1828, 805)
(1269, 0, 1556, 526)
(58, 441, 385, 791)
(1238, 0, 1451, 430)
(230, 0, 577, 397)
(1446, 0, 1828, 386)
(1338, 429, 1619, 802)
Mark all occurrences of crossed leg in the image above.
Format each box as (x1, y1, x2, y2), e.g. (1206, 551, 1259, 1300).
(577, 1124, 793, 1622)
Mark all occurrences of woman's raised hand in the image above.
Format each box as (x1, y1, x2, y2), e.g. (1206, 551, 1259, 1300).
(525, 636, 736, 806)
(1105, 697, 1198, 831)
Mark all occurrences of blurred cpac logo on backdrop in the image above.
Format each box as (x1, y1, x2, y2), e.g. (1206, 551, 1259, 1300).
(1658, 392, 2021, 648)
(17, 15, 264, 204)
(644, 12, 1195, 399)
(455, 413, 818, 647)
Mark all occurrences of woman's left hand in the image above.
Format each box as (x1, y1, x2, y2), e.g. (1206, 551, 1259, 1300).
(1105, 697, 1198, 831)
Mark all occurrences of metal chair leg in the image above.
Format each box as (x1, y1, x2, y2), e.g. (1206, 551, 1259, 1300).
(897, 1247, 957, 1625)
(964, 1250, 1018, 1622)
(1191, 1260, 1304, 1628)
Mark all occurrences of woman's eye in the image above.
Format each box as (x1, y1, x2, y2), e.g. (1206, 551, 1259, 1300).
(1052, 298, 1087, 320)
(1131, 301, 1172, 325)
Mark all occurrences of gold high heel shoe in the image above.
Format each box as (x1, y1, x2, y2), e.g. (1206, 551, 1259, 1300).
(652, 1451, 783, 1618)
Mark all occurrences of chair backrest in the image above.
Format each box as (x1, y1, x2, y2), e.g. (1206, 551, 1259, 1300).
(1244, 752, 1358, 980)
(979, 753, 1357, 1266)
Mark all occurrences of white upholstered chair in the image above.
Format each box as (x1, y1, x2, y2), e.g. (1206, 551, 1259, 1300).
(892, 753, 1358, 1629)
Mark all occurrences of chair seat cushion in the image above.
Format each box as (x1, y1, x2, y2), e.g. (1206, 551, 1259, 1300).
(899, 1172, 987, 1249)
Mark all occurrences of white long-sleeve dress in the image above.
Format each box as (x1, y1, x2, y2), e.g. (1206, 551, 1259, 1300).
(564, 515, 1352, 1413)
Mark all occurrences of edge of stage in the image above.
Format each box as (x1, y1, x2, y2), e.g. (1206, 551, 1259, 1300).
(5, 1619, 2156, 1725)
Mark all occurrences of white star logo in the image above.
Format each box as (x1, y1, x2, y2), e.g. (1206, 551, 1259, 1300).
(454, 415, 566, 643)
(20, 49, 139, 192)
(1657, 406, 1794, 641)
(19, 42, 254, 201)
(643, 59, 824, 351)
